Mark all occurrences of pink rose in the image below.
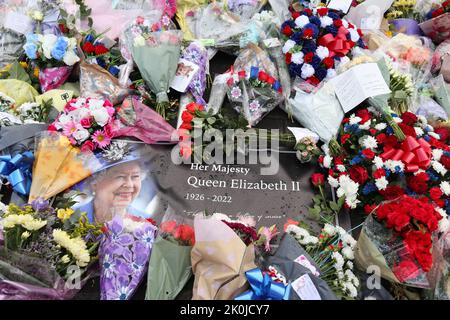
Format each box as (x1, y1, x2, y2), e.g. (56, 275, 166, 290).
(64, 103, 78, 112)
(103, 100, 113, 108)
(80, 118, 92, 128)
(80, 140, 95, 152)
(106, 106, 115, 116)
(136, 16, 144, 24)
(103, 123, 115, 138)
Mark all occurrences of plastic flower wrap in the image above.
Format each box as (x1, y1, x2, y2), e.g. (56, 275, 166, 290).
(29, 132, 102, 201)
(355, 195, 448, 288)
(179, 42, 208, 105)
(114, 96, 177, 144)
(48, 97, 118, 151)
(280, 7, 365, 86)
(175, 0, 209, 40)
(99, 212, 157, 300)
(226, 65, 283, 126)
(122, 15, 181, 119)
(23, 33, 80, 92)
(191, 214, 257, 300)
(283, 220, 359, 299)
(420, 1, 450, 44)
(225, 0, 266, 20)
(0, 198, 102, 299)
(145, 210, 195, 300)
(0, 79, 39, 108)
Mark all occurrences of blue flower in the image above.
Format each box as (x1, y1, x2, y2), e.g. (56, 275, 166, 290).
(24, 43, 38, 59)
(444, 151, 450, 157)
(357, 38, 365, 48)
(289, 63, 302, 77)
(96, 58, 106, 68)
(85, 34, 94, 43)
(51, 36, 68, 61)
(427, 170, 439, 182)
(309, 16, 321, 27)
(290, 32, 303, 43)
(362, 183, 377, 195)
(350, 156, 363, 165)
(302, 40, 317, 53)
(386, 127, 393, 135)
(315, 66, 327, 81)
(326, 25, 338, 36)
(250, 66, 259, 78)
(328, 12, 340, 20)
(108, 65, 120, 76)
(303, 23, 319, 38)
(424, 135, 431, 142)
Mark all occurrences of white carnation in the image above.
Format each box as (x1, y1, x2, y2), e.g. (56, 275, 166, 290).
(373, 156, 384, 169)
(63, 50, 80, 66)
(393, 117, 403, 123)
(328, 176, 339, 188)
(440, 181, 450, 196)
(320, 16, 333, 27)
(375, 123, 387, 131)
(295, 15, 310, 28)
(291, 52, 304, 64)
(361, 136, 378, 150)
(429, 132, 441, 140)
(301, 63, 315, 79)
(323, 155, 333, 168)
(375, 177, 389, 190)
(432, 161, 447, 176)
(323, 223, 336, 236)
(436, 208, 450, 233)
(342, 246, 355, 260)
(432, 149, 443, 161)
(316, 46, 329, 60)
(282, 39, 296, 54)
(349, 115, 362, 125)
(348, 28, 360, 42)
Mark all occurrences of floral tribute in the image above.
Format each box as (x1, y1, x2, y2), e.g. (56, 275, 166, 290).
(281, 7, 365, 85)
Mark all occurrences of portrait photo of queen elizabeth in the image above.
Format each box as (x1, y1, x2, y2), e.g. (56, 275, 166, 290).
(71, 141, 162, 224)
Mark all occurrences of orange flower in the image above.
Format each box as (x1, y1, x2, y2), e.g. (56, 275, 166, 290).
(283, 218, 299, 232)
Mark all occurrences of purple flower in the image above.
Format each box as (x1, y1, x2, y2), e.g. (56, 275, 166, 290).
(30, 198, 50, 211)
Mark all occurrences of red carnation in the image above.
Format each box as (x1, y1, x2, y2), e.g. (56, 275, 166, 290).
(384, 135, 399, 148)
(292, 11, 300, 20)
(356, 109, 371, 124)
(82, 42, 95, 54)
(94, 44, 109, 55)
(364, 204, 377, 214)
(373, 168, 385, 179)
(434, 127, 450, 142)
(369, 128, 377, 136)
(406, 172, 429, 194)
(334, 156, 344, 166)
(282, 25, 293, 37)
(376, 133, 387, 144)
(58, 23, 68, 34)
(399, 123, 416, 137)
(304, 52, 314, 63)
(285, 52, 292, 64)
(308, 76, 320, 86)
(181, 111, 194, 123)
(303, 28, 314, 39)
(349, 165, 369, 184)
(317, 8, 328, 16)
(432, 7, 445, 18)
(180, 122, 192, 130)
(311, 173, 325, 187)
(333, 19, 343, 27)
(340, 133, 351, 144)
(362, 149, 375, 159)
(401, 112, 418, 126)
(304, 8, 312, 15)
(258, 71, 269, 82)
(441, 156, 450, 169)
(322, 57, 334, 69)
(429, 187, 443, 200)
(379, 185, 405, 200)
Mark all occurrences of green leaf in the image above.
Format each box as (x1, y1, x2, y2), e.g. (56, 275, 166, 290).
(7, 61, 31, 83)
(206, 117, 216, 125)
(329, 201, 339, 212)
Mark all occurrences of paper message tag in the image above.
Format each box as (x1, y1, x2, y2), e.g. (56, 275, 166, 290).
(4, 11, 33, 35)
(294, 254, 320, 277)
(170, 59, 200, 93)
(331, 62, 391, 113)
(327, 0, 353, 14)
(287, 127, 320, 144)
(263, 38, 282, 48)
(291, 274, 322, 300)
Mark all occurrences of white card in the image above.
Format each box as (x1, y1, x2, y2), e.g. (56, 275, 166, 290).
(327, 0, 353, 13)
(294, 254, 320, 277)
(170, 59, 200, 93)
(291, 274, 322, 300)
(287, 127, 320, 144)
(331, 63, 391, 113)
(263, 38, 282, 48)
(4, 12, 33, 35)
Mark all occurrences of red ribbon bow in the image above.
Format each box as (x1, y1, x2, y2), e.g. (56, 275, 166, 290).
(380, 136, 432, 173)
(318, 26, 352, 58)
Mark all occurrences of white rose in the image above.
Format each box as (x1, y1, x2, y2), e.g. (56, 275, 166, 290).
(42, 34, 57, 60)
(63, 50, 80, 66)
(88, 99, 105, 111)
(58, 113, 72, 125)
(73, 129, 90, 142)
(91, 108, 110, 126)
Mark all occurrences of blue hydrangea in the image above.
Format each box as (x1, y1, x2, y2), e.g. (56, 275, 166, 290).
(424, 135, 431, 142)
(444, 151, 450, 157)
(290, 32, 303, 43)
(328, 12, 340, 20)
(427, 170, 440, 182)
(362, 183, 377, 195)
(350, 156, 363, 165)
(326, 25, 338, 36)
(51, 36, 68, 61)
(289, 63, 302, 77)
(96, 58, 106, 68)
(85, 34, 94, 43)
(357, 38, 365, 48)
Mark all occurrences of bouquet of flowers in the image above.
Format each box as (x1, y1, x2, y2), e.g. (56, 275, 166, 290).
(122, 14, 181, 119)
(48, 97, 118, 151)
(284, 220, 360, 299)
(29, 132, 102, 202)
(355, 195, 448, 287)
(23, 33, 80, 92)
(145, 211, 195, 300)
(316, 108, 450, 216)
(225, 0, 265, 20)
(226, 66, 283, 126)
(191, 214, 258, 300)
(0, 198, 102, 299)
(280, 7, 365, 86)
(292, 128, 321, 163)
(419, 1, 450, 43)
(99, 212, 157, 300)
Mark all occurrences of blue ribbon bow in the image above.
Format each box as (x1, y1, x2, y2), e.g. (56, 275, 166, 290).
(235, 268, 291, 300)
(0, 151, 34, 196)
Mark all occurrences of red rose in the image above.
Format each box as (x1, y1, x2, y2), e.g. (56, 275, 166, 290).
(267, 76, 275, 85)
(311, 173, 325, 187)
(432, 7, 444, 18)
(186, 102, 202, 113)
(333, 19, 343, 27)
(429, 187, 443, 200)
(379, 185, 405, 200)
(80, 140, 95, 152)
(304, 8, 312, 15)
(362, 149, 375, 159)
(160, 220, 177, 233)
(393, 259, 421, 283)
(376, 133, 387, 144)
(174, 224, 195, 245)
(82, 42, 95, 54)
(435, 199, 445, 208)
(401, 112, 418, 126)
(399, 123, 416, 137)
(94, 44, 109, 55)
(180, 122, 192, 130)
(58, 23, 68, 34)
(285, 52, 292, 64)
(349, 165, 369, 184)
(303, 28, 314, 39)
(282, 25, 293, 36)
(434, 127, 450, 142)
(292, 11, 300, 20)
(317, 8, 328, 16)
(322, 57, 334, 69)
(441, 156, 450, 169)
(373, 168, 385, 179)
(238, 70, 246, 79)
(340, 133, 351, 144)
(181, 110, 194, 123)
(258, 71, 269, 82)
(383, 135, 399, 148)
(80, 118, 92, 128)
(356, 109, 371, 124)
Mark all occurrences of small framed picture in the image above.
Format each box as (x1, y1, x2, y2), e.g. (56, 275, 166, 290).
(170, 59, 200, 93)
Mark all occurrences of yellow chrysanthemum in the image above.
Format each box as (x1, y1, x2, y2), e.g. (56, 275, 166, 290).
(57, 208, 74, 221)
(33, 67, 39, 78)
